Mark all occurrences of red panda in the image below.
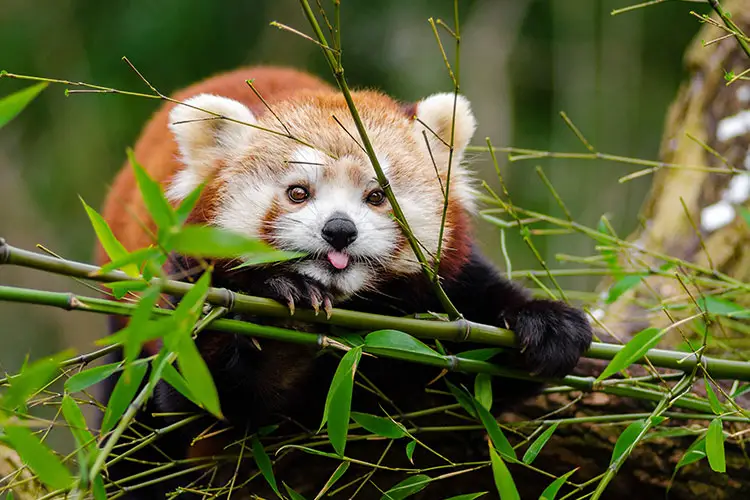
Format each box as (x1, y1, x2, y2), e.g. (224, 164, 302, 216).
(99, 66, 592, 498)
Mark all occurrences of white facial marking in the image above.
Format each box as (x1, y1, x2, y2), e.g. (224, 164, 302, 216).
(716, 110, 750, 142)
(701, 201, 735, 232)
(738, 85, 750, 104)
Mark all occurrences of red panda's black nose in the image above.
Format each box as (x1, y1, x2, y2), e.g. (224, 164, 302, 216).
(322, 214, 358, 250)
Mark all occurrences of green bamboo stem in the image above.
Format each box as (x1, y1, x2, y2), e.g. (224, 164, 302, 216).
(707, 0, 750, 60)
(296, 0, 462, 319)
(3, 240, 750, 383)
(0, 284, 729, 415)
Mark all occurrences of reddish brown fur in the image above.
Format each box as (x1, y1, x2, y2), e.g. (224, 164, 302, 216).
(100, 65, 472, 292)
(98, 67, 332, 264)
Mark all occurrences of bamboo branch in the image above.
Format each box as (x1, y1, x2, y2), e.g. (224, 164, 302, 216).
(0, 284, 724, 415)
(2, 239, 750, 383)
(295, 0, 462, 319)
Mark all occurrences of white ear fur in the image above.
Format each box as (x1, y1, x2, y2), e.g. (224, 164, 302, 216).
(414, 93, 476, 168)
(167, 94, 256, 201)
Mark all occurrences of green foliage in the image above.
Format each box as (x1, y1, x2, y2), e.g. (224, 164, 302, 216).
(65, 362, 121, 393)
(522, 423, 559, 465)
(100, 361, 147, 434)
(4, 426, 74, 491)
(1, 0, 748, 498)
(0, 82, 47, 129)
(706, 419, 726, 473)
(489, 446, 520, 500)
(351, 411, 407, 439)
(80, 197, 140, 278)
(322, 347, 362, 456)
(251, 435, 282, 498)
(597, 327, 663, 381)
(381, 474, 431, 499)
(539, 469, 577, 500)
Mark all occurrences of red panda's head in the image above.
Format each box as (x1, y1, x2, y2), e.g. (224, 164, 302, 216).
(166, 89, 477, 297)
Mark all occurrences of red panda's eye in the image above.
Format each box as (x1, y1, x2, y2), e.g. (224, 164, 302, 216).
(287, 185, 310, 203)
(366, 190, 386, 206)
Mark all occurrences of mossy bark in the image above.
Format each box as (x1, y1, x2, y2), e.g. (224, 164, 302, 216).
(510, 2, 750, 498)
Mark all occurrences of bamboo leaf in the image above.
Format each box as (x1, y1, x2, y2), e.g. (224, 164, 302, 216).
(405, 440, 416, 464)
(314, 461, 350, 500)
(522, 423, 559, 465)
(596, 327, 663, 381)
(168, 224, 287, 260)
(704, 379, 723, 415)
(80, 197, 140, 277)
(100, 361, 147, 434)
(610, 419, 647, 466)
(539, 468, 577, 500)
(284, 483, 308, 500)
(365, 330, 442, 359)
(251, 435, 282, 498)
(474, 373, 493, 411)
(324, 347, 362, 456)
(230, 250, 307, 269)
(351, 412, 406, 439)
(489, 445, 520, 500)
(381, 474, 431, 500)
(5, 425, 74, 491)
(446, 380, 477, 418)
(105, 280, 149, 299)
(92, 474, 107, 500)
(606, 274, 645, 304)
(160, 362, 200, 407)
(175, 183, 205, 225)
(65, 362, 121, 393)
(0, 82, 47, 128)
(129, 149, 177, 231)
(675, 435, 706, 470)
(97, 247, 161, 275)
(174, 334, 222, 418)
(474, 396, 516, 460)
(119, 284, 163, 367)
(62, 394, 98, 476)
(706, 418, 726, 473)
(444, 494, 488, 500)
(697, 296, 750, 319)
(1, 353, 67, 413)
(457, 348, 504, 361)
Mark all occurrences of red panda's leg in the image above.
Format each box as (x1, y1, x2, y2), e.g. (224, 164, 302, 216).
(443, 245, 593, 379)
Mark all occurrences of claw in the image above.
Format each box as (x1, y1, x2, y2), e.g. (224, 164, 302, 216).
(286, 297, 296, 316)
(323, 297, 333, 320)
(309, 288, 322, 316)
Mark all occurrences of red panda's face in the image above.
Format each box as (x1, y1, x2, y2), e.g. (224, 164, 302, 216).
(166, 90, 476, 297)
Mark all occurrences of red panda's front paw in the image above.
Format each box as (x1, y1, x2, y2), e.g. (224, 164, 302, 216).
(511, 299, 592, 378)
(265, 274, 334, 317)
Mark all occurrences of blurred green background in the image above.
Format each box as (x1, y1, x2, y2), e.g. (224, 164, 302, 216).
(0, 0, 705, 374)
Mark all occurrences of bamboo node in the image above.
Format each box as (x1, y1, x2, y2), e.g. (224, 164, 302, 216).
(219, 288, 236, 311)
(455, 318, 471, 342)
(0, 238, 8, 265)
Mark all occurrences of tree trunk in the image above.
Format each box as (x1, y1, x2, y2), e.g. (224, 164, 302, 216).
(0, 444, 46, 499)
(510, 2, 750, 498)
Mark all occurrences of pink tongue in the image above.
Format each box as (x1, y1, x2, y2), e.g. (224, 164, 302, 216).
(327, 251, 350, 270)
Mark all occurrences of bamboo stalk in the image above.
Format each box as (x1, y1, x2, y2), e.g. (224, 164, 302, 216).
(0, 284, 721, 414)
(2, 239, 750, 383)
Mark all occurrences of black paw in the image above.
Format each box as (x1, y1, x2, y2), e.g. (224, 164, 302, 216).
(266, 274, 334, 317)
(511, 299, 592, 378)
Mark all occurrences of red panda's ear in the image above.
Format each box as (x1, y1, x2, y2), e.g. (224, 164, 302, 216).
(167, 94, 256, 201)
(413, 93, 476, 169)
